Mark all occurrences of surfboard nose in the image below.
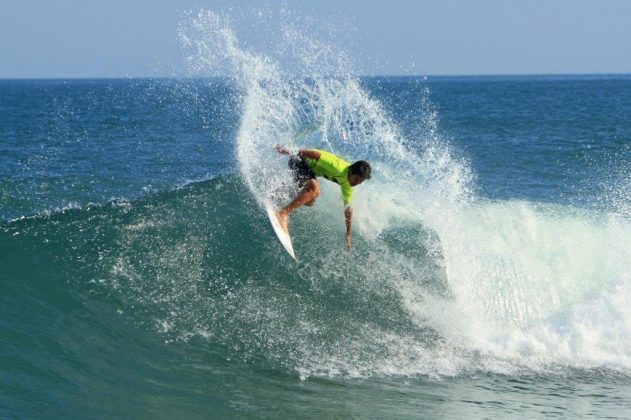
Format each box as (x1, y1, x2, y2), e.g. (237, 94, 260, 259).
(265, 204, 297, 260)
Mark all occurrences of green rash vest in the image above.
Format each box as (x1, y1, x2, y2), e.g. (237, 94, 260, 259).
(304, 149, 354, 207)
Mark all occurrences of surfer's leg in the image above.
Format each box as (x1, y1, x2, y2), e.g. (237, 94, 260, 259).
(277, 179, 320, 231)
(302, 180, 319, 207)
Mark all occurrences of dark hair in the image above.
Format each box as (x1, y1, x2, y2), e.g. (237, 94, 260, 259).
(349, 160, 371, 180)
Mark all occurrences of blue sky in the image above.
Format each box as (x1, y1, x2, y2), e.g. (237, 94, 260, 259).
(1, 0, 630, 78)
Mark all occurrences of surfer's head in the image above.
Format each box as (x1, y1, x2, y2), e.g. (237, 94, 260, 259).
(348, 160, 371, 186)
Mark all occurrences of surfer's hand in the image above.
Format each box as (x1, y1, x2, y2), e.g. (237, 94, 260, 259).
(346, 232, 352, 251)
(274, 144, 291, 155)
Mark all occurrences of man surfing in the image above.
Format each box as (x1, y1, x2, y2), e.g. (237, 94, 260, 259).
(274, 145, 371, 250)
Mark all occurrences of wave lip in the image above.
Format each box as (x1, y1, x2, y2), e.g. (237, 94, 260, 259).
(171, 10, 631, 378)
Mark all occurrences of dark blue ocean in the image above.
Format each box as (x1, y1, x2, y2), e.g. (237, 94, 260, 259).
(3, 13, 631, 418)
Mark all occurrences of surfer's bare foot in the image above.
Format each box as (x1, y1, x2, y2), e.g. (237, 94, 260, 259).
(276, 211, 289, 233)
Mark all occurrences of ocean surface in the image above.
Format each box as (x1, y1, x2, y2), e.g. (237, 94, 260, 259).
(3, 13, 631, 419)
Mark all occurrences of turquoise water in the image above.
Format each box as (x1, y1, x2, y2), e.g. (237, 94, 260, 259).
(3, 11, 631, 418)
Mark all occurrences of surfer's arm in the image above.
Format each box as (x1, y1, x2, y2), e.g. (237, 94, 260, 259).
(274, 146, 321, 160)
(345, 207, 352, 250)
(297, 149, 321, 160)
(274, 144, 292, 155)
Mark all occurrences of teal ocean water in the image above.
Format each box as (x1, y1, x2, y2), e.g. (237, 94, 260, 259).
(3, 11, 631, 418)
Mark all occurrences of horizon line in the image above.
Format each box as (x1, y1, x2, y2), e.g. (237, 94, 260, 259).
(2, 71, 631, 81)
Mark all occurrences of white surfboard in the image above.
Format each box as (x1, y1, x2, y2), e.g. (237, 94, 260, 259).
(265, 203, 296, 260)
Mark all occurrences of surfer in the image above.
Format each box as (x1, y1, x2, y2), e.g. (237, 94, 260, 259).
(274, 145, 371, 250)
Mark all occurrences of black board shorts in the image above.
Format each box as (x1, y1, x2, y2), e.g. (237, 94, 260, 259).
(288, 156, 316, 187)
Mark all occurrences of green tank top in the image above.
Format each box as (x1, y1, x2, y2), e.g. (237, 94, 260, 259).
(304, 149, 354, 206)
